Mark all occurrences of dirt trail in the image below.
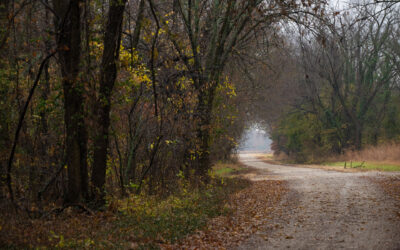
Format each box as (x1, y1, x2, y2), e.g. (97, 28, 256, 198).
(236, 153, 400, 250)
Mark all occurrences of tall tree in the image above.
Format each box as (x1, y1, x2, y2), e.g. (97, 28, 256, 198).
(53, 0, 88, 203)
(157, 0, 325, 178)
(163, 0, 265, 178)
(301, 5, 397, 149)
(91, 0, 127, 204)
(0, 0, 10, 184)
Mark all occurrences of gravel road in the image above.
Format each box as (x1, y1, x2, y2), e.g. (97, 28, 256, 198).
(236, 153, 400, 250)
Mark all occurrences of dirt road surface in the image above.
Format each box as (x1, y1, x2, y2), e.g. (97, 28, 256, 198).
(236, 153, 400, 250)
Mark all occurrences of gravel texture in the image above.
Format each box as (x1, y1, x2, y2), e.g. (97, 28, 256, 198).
(236, 153, 400, 250)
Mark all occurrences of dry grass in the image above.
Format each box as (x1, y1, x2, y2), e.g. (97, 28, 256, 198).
(251, 153, 276, 163)
(255, 143, 400, 172)
(333, 142, 400, 165)
(319, 143, 400, 172)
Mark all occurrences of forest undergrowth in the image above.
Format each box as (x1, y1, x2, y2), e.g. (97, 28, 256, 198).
(0, 163, 287, 249)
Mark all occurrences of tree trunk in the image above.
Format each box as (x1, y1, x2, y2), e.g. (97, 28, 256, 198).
(91, 0, 127, 205)
(0, 0, 9, 50)
(354, 123, 363, 150)
(0, 0, 10, 193)
(131, 0, 145, 50)
(194, 86, 216, 180)
(54, 0, 88, 203)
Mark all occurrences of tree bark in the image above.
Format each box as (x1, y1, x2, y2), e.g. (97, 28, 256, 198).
(194, 85, 216, 180)
(131, 0, 145, 50)
(0, 0, 10, 192)
(54, 0, 88, 203)
(354, 123, 363, 150)
(91, 0, 127, 205)
(0, 0, 9, 50)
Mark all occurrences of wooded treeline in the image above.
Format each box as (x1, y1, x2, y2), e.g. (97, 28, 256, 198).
(0, 0, 329, 211)
(263, 1, 400, 162)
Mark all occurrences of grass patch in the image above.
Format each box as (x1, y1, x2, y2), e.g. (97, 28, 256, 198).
(214, 167, 234, 175)
(113, 179, 248, 246)
(324, 161, 400, 171)
(212, 162, 247, 177)
(0, 175, 251, 249)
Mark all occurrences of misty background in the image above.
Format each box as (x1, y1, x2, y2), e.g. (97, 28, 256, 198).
(239, 124, 272, 152)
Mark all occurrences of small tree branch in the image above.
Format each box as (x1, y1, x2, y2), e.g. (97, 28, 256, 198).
(6, 51, 57, 203)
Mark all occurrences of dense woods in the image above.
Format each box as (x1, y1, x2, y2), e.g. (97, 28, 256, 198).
(0, 0, 399, 247)
(0, 0, 329, 210)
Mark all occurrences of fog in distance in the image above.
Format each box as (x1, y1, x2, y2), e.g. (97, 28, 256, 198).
(238, 124, 272, 153)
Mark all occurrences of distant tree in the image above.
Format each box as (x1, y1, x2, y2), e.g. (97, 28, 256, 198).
(271, 2, 400, 160)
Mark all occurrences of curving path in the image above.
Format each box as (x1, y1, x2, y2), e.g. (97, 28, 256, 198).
(236, 153, 400, 250)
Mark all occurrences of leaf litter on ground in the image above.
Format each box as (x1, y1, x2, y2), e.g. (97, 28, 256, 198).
(162, 179, 288, 249)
